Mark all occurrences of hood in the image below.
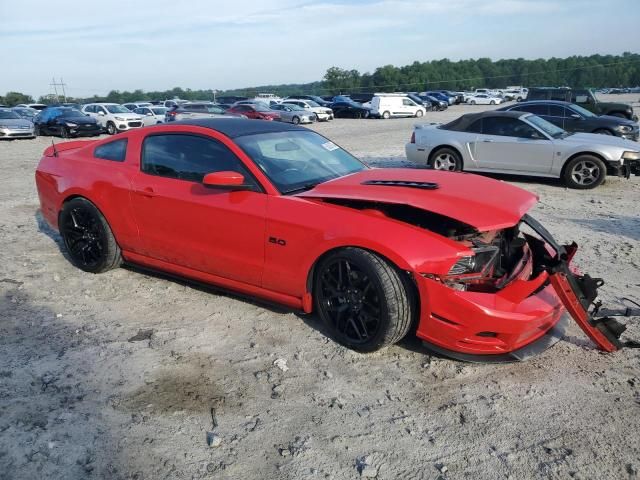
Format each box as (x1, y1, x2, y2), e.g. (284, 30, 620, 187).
(65, 116, 98, 125)
(296, 168, 537, 231)
(561, 132, 640, 150)
(597, 115, 638, 127)
(0, 118, 32, 127)
(112, 113, 143, 120)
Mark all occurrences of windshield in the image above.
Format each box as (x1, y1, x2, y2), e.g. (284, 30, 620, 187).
(0, 110, 21, 119)
(13, 108, 36, 117)
(206, 106, 225, 114)
(306, 100, 320, 107)
(152, 107, 167, 115)
(105, 105, 131, 114)
(526, 114, 567, 138)
(254, 105, 272, 112)
(235, 130, 367, 194)
(283, 104, 305, 111)
(569, 104, 596, 118)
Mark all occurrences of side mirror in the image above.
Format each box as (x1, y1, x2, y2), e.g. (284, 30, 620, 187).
(98, 111, 105, 116)
(146, 112, 153, 116)
(202, 171, 253, 191)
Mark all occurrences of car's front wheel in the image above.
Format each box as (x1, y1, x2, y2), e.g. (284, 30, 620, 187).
(314, 247, 414, 352)
(470, 100, 476, 105)
(382, 111, 391, 119)
(563, 155, 606, 189)
(106, 122, 117, 135)
(429, 147, 462, 171)
(292, 116, 300, 125)
(415, 109, 424, 118)
(59, 198, 122, 273)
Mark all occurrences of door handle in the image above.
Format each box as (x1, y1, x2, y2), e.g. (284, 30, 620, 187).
(134, 187, 156, 198)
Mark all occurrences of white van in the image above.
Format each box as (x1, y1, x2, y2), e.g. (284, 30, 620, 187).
(370, 94, 425, 119)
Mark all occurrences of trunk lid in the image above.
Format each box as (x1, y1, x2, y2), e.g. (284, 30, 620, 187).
(296, 168, 537, 231)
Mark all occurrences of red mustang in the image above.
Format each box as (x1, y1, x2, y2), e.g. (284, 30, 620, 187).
(35, 119, 635, 360)
(226, 104, 280, 121)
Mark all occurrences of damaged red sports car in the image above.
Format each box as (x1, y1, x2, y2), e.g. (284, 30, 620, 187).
(35, 119, 637, 361)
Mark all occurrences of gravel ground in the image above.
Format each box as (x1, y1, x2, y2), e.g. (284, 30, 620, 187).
(1, 95, 639, 480)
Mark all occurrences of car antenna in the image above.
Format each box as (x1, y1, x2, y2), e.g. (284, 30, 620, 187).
(51, 139, 58, 157)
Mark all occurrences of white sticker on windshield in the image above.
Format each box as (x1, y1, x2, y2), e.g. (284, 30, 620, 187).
(322, 141, 339, 151)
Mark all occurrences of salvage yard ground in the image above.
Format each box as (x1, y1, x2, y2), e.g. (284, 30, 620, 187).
(1, 95, 639, 479)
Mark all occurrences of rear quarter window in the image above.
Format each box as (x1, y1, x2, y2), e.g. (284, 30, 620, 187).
(94, 139, 127, 162)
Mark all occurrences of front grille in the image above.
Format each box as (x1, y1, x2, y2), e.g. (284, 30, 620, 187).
(128, 121, 143, 127)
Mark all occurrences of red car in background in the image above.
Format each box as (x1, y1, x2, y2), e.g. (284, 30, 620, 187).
(226, 103, 280, 121)
(35, 119, 636, 361)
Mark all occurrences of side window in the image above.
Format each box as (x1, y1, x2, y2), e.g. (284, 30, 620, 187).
(466, 119, 483, 133)
(402, 99, 414, 106)
(94, 139, 127, 162)
(98, 106, 107, 114)
(482, 117, 536, 138)
(548, 105, 564, 117)
(521, 104, 548, 116)
(141, 134, 256, 184)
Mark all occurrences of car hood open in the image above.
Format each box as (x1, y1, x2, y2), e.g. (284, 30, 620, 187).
(296, 168, 538, 231)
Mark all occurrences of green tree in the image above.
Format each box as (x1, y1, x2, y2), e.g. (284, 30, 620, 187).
(3, 91, 35, 106)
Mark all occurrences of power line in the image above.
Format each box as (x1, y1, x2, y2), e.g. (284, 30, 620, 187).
(50, 77, 67, 102)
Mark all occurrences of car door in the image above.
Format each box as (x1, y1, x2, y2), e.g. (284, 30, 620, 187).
(94, 106, 108, 127)
(129, 132, 268, 286)
(556, 105, 586, 133)
(472, 116, 555, 173)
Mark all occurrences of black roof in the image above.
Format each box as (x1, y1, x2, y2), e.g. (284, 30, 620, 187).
(497, 100, 575, 111)
(441, 111, 527, 131)
(176, 118, 308, 138)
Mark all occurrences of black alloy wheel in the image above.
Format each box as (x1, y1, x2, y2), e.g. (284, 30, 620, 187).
(314, 248, 414, 352)
(59, 198, 122, 273)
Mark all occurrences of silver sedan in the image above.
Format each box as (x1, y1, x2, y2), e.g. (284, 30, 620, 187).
(0, 108, 35, 139)
(269, 104, 315, 124)
(405, 111, 640, 189)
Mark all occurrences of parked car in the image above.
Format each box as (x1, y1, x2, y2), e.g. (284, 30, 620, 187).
(282, 99, 334, 121)
(82, 103, 144, 135)
(163, 99, 190, 109)
(133, 106, 168, 126)
(502, 88, 528, 101)
(33, 107, 102, 138)
(11, 106, 39, 121)
(436, 90, 464, 104)
(0, 108, 35, 139)
(422, 95, 447, 111)
(329, 100, 371, 118)
(526, 87, 637, 120)
(466, 94, 503, 105)
(425, 91, 454, 105)
(226, 104, 281, 121)
(405, 111, 640, 189)
(123, 102, 152, 111)
(15, 103, 48, 111)
(284, 95, 332, 107)
(165, 102, 231, 122)
(499, 101, 639, 141)
(407, 93, 433, 111)
(369, 94, 426, 119)
(349, 93, 375, 104)
(269, 103, 315, 124)
(35, 118, 634, 358)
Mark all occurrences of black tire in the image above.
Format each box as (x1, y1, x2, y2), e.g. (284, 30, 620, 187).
(292, 116, 300, 125)
(382, 111, 391, 119)
(60, 126, 69, 139)
(470, 100, 476, 105)
(562, 155, 607, 189)
(593, 128, 613, 135)
(34, 124, 42, 136)
(106, 122, 117, 135)
(490, 100, 496, 105)
(59, 198, 122, 273)
(429, 147, 463, 171)
(415, 109, 424, 118)
(314, 247, 414, 352)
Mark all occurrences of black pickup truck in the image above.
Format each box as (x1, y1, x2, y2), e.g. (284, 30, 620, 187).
(526, 87, 637, 121)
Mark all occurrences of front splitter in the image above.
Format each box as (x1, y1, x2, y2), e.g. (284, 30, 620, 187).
(422, 312, 570, 363)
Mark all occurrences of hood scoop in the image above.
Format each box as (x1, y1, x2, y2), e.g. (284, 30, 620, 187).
(361, 180, 439, 190)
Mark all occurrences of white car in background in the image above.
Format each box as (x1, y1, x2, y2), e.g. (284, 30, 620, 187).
(82, 103, 144, 135)
(134, 106, 168, 126)
(466, 94, 503, 105)
(123, 102, 152, 111)
(369, 94, 426, 119)
(283, 99, 334, 121)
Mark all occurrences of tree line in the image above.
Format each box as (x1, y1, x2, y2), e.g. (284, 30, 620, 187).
(2, 53, 639, 106)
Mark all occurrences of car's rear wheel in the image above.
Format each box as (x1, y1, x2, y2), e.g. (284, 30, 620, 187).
(563, 155, 606, 189)
(415, 109, 424, 118)
(382, 111, 391, 119)
(429, 147, 462, 171)
(593, 128, 613, 135)
(106, 122, 117, 135)
(59, 198, 122, 273)
(314, 248, 414, 352)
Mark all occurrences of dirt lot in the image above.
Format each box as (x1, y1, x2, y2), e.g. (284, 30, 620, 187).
(1, 95, 639, 480)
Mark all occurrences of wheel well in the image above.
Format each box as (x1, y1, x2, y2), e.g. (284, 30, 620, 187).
(305, 246, 421, 321)
(428, 145, 464, 168)
(560, 151, 607, 178)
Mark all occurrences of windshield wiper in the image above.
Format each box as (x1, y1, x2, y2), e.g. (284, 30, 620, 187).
(283, 183, 319, 195)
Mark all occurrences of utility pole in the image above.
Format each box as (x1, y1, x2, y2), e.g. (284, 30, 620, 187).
(50, 77, 67, 102)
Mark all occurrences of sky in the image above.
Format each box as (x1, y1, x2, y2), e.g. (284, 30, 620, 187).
(1, 0, 639, 98)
